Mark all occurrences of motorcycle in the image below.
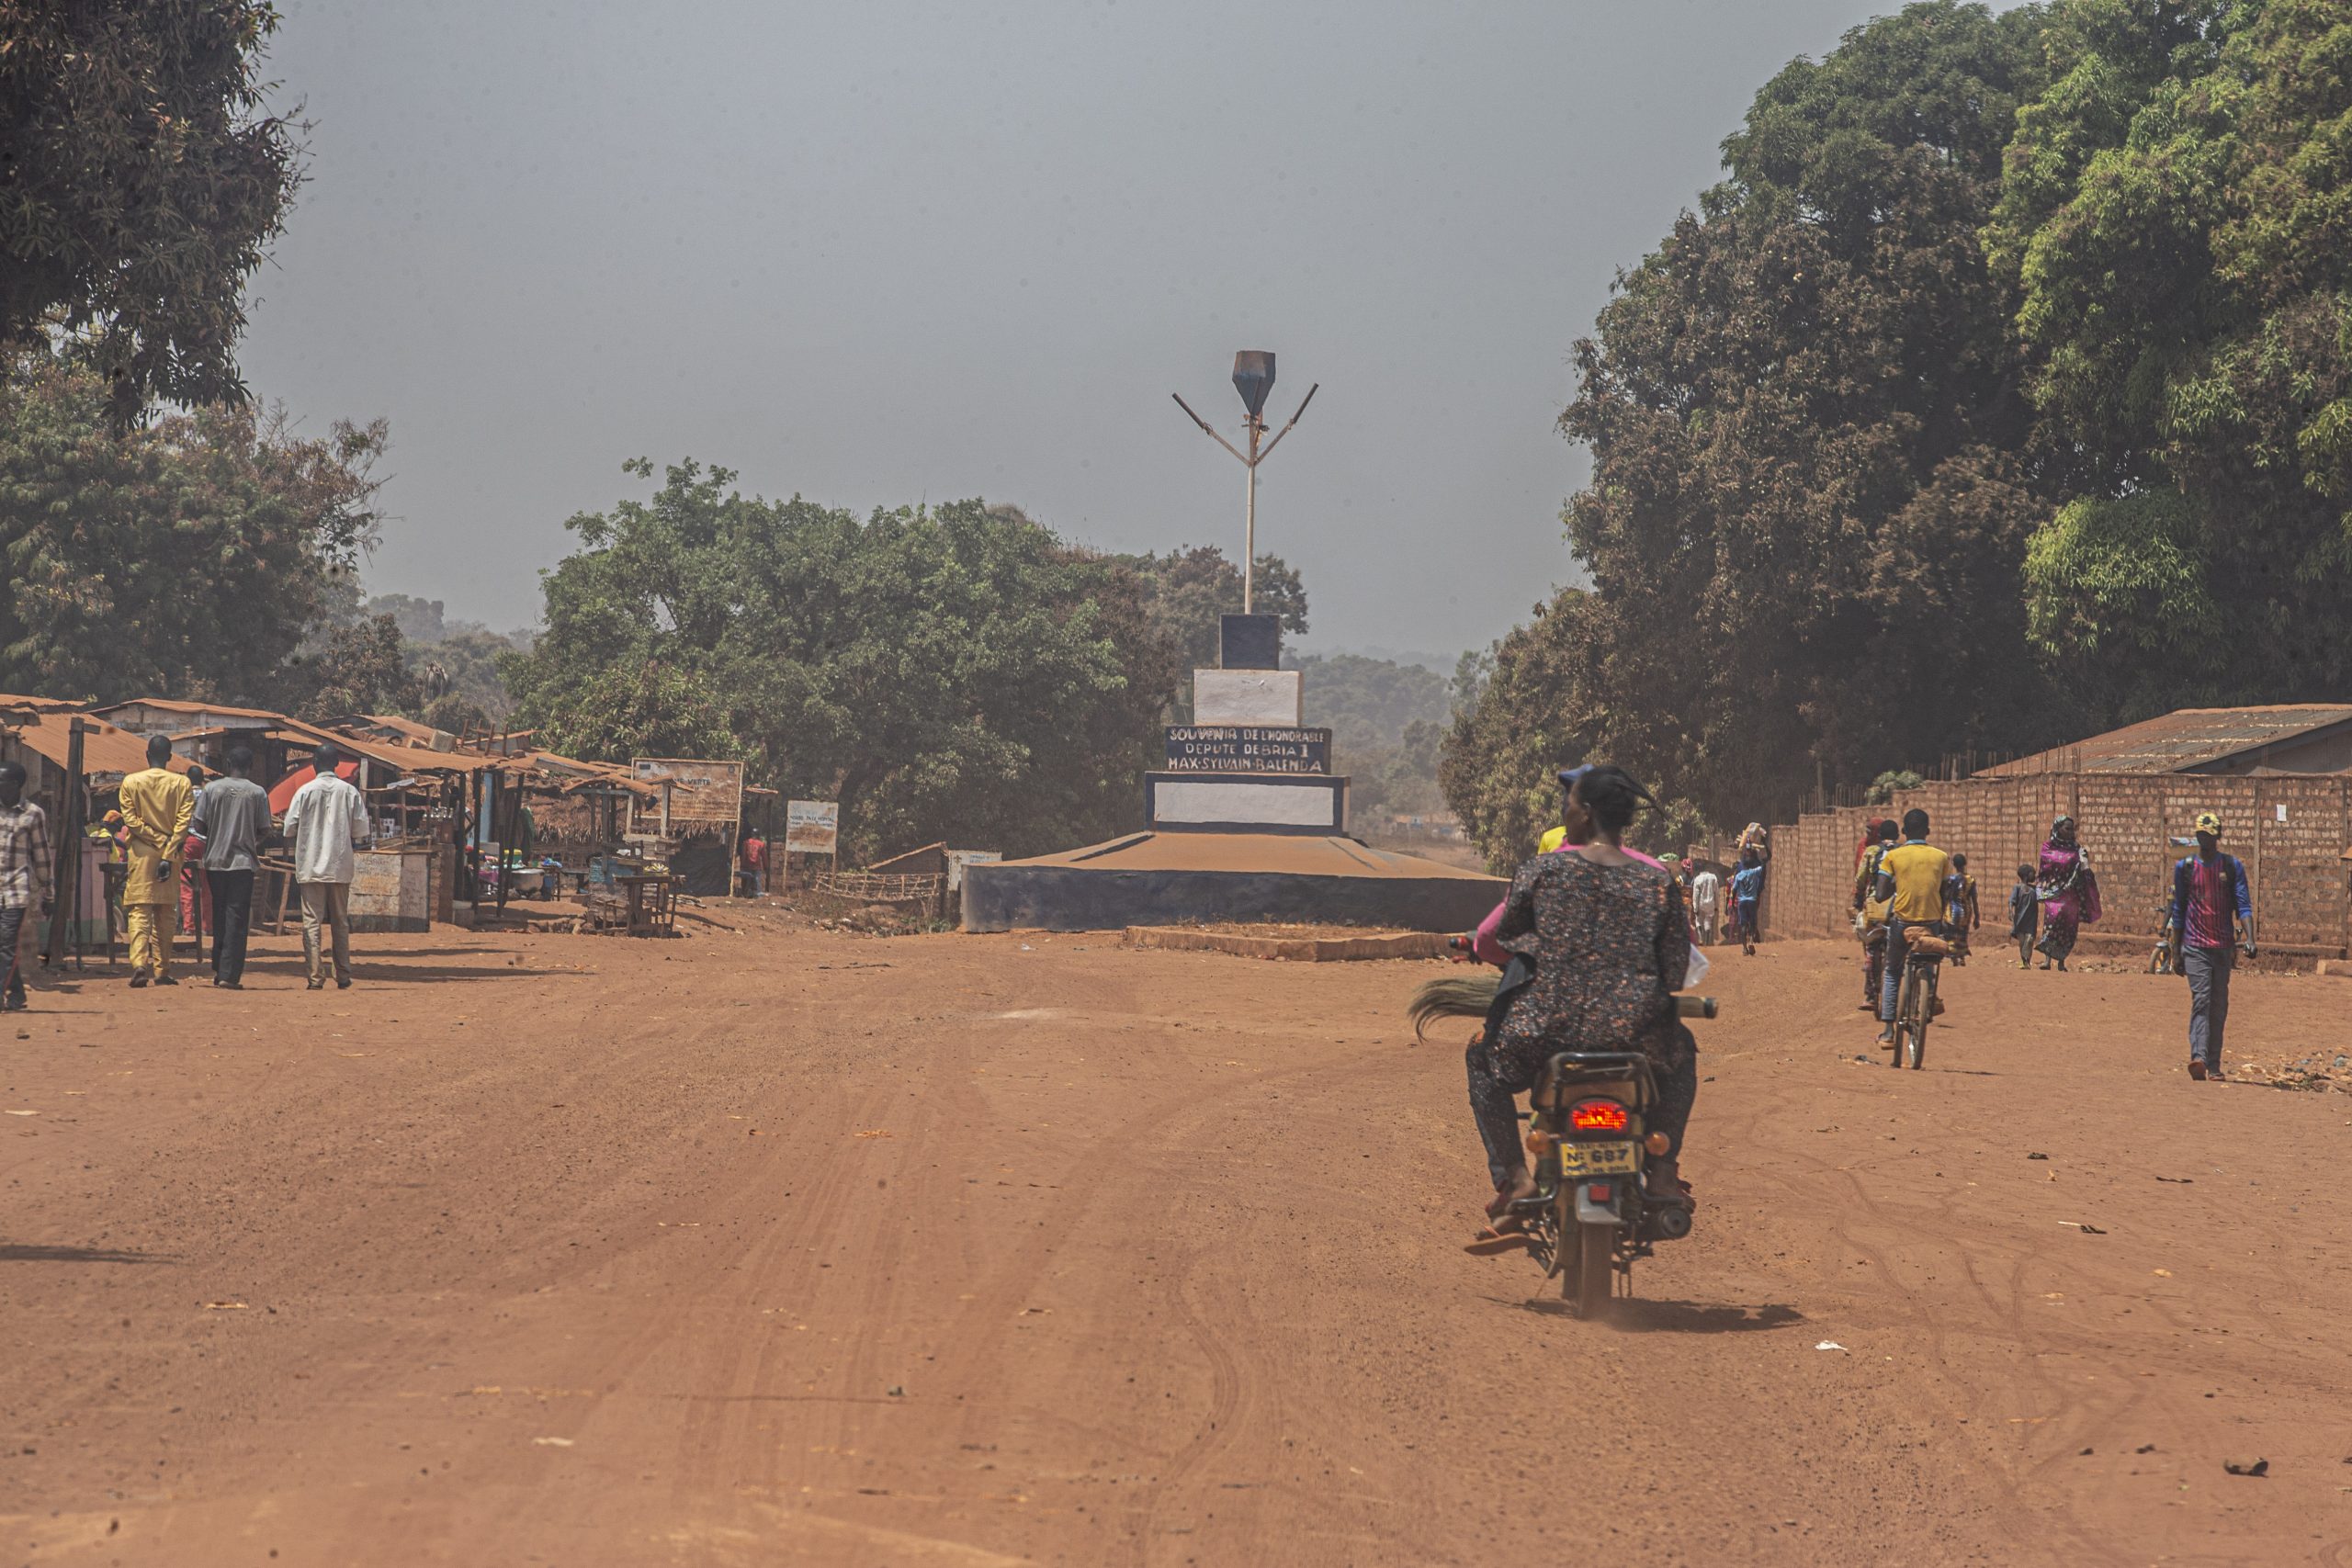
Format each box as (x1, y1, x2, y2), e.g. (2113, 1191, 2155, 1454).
(1414, 963, 1713, 1318)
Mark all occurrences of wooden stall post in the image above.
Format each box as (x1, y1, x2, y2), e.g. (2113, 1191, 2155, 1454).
(41, 718, 91, 969)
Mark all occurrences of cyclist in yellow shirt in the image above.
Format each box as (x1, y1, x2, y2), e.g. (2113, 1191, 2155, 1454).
(1871, 807, 1953, 1046)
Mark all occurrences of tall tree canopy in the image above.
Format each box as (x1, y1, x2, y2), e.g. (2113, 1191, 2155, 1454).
(1, 1, 301, 412)
(1448, 0, 2352, 868)
(1111, 545, 1308, 719)
(0, 360, 383, 704)
(1448, 1, 2056, 859)
(1996, 0, 2352, 716)
(501, 460, 1185, 859)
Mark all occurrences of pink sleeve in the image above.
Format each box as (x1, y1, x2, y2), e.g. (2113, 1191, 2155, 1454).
(1471, 898, 1510, 964)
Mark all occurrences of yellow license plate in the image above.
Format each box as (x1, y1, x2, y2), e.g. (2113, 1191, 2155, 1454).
(1557, 1142, 1637, 1176)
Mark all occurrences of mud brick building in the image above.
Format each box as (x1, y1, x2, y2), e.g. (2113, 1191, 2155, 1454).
(1759, 706, 2352, 964)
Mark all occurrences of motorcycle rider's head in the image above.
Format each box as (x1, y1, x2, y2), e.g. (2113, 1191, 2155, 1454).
(1563, 763, 1653, 845)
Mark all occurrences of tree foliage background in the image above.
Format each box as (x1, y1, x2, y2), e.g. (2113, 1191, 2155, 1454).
(0, 359, 385, 705)
(500, 461, 1193, 859)
(1, 1, 302, 414)
(1446, 0, 2352, 869)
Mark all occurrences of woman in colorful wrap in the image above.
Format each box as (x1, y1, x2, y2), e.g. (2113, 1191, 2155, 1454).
(2032, 815, 2099, 971)
(1467, 764, 1694, 1233)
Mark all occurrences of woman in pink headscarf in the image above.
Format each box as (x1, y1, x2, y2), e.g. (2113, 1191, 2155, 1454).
(2032, 814, 2099, 972)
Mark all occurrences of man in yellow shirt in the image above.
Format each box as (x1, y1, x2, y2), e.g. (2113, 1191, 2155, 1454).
(117, 736, 194, 987)
(1871, 807, 1953, 1044)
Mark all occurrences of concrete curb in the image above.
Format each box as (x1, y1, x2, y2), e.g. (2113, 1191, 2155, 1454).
(1121, 926, 1451, 963)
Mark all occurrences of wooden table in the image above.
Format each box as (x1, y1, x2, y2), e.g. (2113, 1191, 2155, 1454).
(612, 874, 675, 937)
(260, 856, 298, 936)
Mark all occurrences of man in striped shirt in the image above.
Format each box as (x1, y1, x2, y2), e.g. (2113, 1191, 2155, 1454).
(2172, 811, 2256, 1081)
(0, 761, 53, 1012)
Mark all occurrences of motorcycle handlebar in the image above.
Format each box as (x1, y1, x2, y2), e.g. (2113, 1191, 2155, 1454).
(1675, 995, 1719, 1020)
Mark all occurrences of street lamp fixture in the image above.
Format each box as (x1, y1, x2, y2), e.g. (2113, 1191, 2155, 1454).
(1171, 351, 1318, 614)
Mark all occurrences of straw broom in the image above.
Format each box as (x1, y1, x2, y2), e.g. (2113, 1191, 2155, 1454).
(1407, 972, 1499, 1042)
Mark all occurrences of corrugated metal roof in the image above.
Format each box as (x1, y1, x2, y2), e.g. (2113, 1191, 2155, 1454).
(90, 697, 288, 723)
(1979, 705, 2352, 776)
(2, 709, 190, 781)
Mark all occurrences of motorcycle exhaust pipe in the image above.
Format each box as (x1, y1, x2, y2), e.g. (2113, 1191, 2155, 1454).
(1651, 1203, 1693, 1241)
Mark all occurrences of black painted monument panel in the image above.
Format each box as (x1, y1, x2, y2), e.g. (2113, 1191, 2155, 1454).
(1218, 613, 1281, 671)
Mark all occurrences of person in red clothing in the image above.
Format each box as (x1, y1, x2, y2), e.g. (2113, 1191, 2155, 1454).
(740, 828, 767, 897)
(2172, 811, 2256, 1081)
(178, 765, 211, 964)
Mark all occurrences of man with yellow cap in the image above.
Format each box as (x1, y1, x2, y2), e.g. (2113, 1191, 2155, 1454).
(2171, 811, 2255, 1080)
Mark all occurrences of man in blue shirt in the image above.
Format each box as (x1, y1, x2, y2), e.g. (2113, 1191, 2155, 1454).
(1730, 849, 1765, 956)
(2171, 811, 2256, 1081)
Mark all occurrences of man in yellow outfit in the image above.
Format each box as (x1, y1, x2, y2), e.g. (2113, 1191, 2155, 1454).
(118, 735, 193, 987)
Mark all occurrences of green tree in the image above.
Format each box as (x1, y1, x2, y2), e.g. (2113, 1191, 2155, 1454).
(1113, 545, 1308, 692)
(1442, 2, 2056, 841)
(0, 359, 383, 704)
(501, 462, 1183, 858)
(1288, 652, 1453, 827)
(529, 658, 740, 764)
(1440, 593, 1604, 869)
(1864, 768, 1927, 805)
(1566, 2, 2055, 824)
(1997, 0, 2352, 716)
(1, 2, 302, 412)
(285, 612, 419, 722)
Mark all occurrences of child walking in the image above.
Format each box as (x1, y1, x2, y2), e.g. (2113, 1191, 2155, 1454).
(2007, 863, 2039, 968)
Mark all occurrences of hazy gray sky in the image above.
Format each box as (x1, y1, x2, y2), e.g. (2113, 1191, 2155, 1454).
(243, 0, 1927, 660)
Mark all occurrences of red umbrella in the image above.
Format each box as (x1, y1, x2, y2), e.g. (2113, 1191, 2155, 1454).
(268, 760, 360, 816)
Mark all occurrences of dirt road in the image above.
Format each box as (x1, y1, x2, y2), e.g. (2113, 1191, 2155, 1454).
(4, 916, 2349, 1565)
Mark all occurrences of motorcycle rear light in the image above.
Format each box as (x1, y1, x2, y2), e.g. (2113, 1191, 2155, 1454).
(1586, 1183, 1613, 1203)
(1569, 1100, 1629, 1133)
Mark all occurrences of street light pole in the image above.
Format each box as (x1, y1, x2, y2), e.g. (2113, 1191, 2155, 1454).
(1171, 351, 1316, 616)
(1243, 412, 1260, 611)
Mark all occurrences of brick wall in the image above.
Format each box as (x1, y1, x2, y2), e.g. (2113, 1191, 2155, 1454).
(1759, 773, 2352, 957)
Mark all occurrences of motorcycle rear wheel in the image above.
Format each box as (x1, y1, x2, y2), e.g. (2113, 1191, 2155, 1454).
(1569, 1222, 1614, 1318)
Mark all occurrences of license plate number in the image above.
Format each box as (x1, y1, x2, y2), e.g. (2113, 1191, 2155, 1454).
(1558, 1142, 1636, 1176)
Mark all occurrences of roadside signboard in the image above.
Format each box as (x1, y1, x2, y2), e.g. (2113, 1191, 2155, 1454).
(945, 849, 1001, 891)
(785, 799, 840, 856)
(629, 757, 745, 827)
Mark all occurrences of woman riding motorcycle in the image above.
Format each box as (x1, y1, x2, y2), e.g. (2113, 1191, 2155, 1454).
(1464, 764, 1697, 1234)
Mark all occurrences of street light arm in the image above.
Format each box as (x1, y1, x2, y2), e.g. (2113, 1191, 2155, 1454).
(1251, 382, 1319, 464)
(1170, 392, 1250, 465)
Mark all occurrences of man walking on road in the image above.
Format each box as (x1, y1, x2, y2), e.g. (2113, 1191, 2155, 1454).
(192, 746, 270, 989)
(283, 743, 370, 990)
(2173, 812, 2256, 1081)
(1690, 863, 1720, 946)
(119, 736, 193, 988)
(0, 762, 51, 1012)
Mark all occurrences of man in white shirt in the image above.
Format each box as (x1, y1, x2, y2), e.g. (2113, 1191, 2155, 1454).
(280, 743, 371, 990)
(1690, 865, 1722, 946)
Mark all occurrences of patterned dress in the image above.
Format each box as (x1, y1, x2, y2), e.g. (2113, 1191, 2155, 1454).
(1490, 853, 1690, 1079)
(2036, 841, 2097, 962)
(1463, 852, 1698, 1190)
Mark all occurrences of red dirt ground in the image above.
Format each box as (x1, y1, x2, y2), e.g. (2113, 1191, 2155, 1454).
(3, 917, 2349, 1565)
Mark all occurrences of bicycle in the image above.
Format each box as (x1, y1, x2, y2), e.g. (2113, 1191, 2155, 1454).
(1887, 926, 1953, 1070)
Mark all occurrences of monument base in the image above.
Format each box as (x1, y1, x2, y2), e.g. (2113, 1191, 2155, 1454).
(960, 830, 1502, 934)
